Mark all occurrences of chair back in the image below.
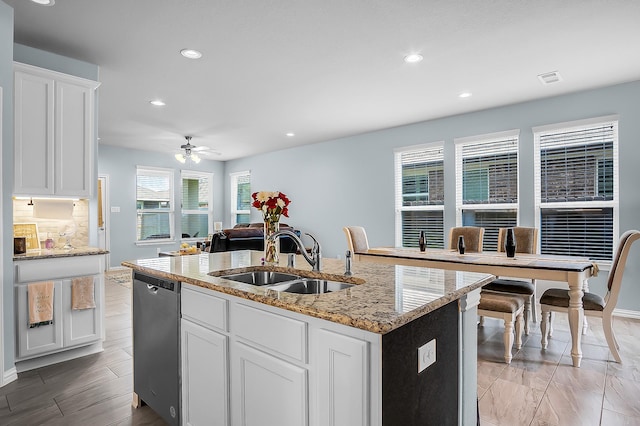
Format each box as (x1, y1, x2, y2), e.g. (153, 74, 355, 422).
(449, 226, 484, 252)
(497, 227, 538, 254)
(604, 230, 640, 312)
(343, 226, 370, 253)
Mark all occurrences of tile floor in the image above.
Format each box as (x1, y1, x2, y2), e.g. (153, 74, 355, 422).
(478, 310, 640, 425)
(1, 270, 639, 425)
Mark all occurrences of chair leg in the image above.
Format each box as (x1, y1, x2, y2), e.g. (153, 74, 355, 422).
(602, 312, 622, 363)
(523, 297, 531, 335)
(502, 315, 514, 364)
(531, 280, 537, 323)
(548, 311, 554, 337)
(541, 310, 550, 349)
(479, 316, 485, 327)
(515, 311, 523, 350)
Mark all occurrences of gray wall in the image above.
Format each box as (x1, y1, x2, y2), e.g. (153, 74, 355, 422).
(98, 144, 225, 267)
(1, 0, 14, 372)
(225, 80, 640, 312)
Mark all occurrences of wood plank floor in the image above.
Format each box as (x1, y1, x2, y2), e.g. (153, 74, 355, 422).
(2, 270, 639, 425)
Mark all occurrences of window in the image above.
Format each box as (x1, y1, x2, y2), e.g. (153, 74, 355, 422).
(455, 130, 519, 251)
(394, 144, 445, 249)
(534, 116, 618, 261)
(230, 171, 251, 226)
(181, 171, 213, 240)
(136, 167, 174, 241)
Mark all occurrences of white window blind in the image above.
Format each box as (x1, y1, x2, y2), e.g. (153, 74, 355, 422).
(455, 131, 519, 251)
(534, 117, 618, 261)
(394, 144, 445, 248)
(230, 171, 251, 226)
(136, 167, 174, 242)
(181, 171, 213, 239)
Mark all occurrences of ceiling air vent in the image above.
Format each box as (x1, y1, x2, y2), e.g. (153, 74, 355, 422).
(538, 71, 563, 85)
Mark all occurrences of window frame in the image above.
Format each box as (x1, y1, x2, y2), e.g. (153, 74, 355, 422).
(533, 115, 619, 263)
(394, 142, 445, 249)
(230, 170, 251, 227)
(180, 170, 214, 242)
(455, 130, 520, 251)
(135, 166, 175, 244)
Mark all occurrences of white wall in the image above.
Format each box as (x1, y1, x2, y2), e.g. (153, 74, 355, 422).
(224, 80, 640, 312)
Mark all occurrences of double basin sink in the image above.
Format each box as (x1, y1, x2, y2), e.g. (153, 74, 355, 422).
(214, 269, 355, 295)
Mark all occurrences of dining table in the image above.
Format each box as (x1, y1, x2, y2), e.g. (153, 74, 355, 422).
(355, 247, 598, 367)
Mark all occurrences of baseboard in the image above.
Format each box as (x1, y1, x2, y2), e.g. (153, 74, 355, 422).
(613, 308, 640, 320)
(15, 342, 104, 373)
(2, 367, 18, 388)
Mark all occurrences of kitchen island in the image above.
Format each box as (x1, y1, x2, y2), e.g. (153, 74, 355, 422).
(123, 250, 493, 426)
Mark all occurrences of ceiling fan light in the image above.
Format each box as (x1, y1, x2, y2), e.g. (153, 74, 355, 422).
(175, 153, 186, 164)
(191, 154, 201, 164)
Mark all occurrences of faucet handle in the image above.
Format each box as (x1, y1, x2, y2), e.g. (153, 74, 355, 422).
(287, 253, 296, 268)
(344, 250, 353, 276)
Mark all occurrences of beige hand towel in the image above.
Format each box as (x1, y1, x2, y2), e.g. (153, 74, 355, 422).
(72, 276, 96, 310)
(28, 281, 54, 328)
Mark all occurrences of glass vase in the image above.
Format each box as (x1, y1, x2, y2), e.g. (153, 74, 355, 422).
(263, 218, 280, 265)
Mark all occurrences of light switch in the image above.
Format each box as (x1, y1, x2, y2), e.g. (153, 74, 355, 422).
(111, 206, 120, 213)
(418, 339, 436, 373)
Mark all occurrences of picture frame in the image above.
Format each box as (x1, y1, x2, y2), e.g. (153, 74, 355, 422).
(13, 223, 41, 250)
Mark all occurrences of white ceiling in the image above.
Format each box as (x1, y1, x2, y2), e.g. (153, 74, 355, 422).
(6, 0, 640, 161)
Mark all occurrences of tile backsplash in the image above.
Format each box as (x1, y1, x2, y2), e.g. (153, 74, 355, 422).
(13, 199, 89, 248)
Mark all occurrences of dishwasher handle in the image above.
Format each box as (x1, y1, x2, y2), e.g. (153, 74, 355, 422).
(146, 284, 159, 294)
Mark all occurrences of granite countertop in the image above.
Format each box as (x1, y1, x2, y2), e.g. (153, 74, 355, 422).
(13, 247, 109, 261)
(122, 250, 493, 334)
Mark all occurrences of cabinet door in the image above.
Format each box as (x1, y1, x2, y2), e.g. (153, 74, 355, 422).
(232, 342, 308, 426)
(14, 70, 55, 195)
(316, 329, 369, 426)
(16, 282, 64, 359)
(181, 320, 229, 426)
(62, 275, 103, 347)
(54, 80, 94, 196)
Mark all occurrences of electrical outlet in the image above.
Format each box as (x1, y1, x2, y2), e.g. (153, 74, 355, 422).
(418, 339, 436, 373)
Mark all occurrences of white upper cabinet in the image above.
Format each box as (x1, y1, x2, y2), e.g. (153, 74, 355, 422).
(14, 62, 99, 197)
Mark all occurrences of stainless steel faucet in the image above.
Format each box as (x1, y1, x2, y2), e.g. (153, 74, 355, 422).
(269, 230, 322, 271)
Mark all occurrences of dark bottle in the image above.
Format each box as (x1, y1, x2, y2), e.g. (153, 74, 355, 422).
(419, 231, 426, 252)
(457, 235, 466, 254)
(505, 228, 517, 258)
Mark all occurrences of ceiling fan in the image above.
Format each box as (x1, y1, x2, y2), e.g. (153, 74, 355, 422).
(175, 136, 220, 163)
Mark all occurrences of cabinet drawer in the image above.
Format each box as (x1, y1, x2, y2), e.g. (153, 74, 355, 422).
(182, 287, 228, 332)
(15, 256, 102, 283)
(234, 303, 307, 363)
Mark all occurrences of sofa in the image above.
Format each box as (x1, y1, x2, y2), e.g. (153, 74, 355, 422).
(206, 223, 300, 253)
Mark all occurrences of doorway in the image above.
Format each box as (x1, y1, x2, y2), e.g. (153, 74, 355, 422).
(98, 175, 110, 268)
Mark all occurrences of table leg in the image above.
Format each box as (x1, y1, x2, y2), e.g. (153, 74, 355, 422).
(567, 273, 585, 367)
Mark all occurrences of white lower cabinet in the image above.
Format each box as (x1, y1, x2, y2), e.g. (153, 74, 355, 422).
(181, 284, 378, 426)
(14, 255, 105, 366)
(181, 319, 229, 426)
(316, 329, 369, 426)
(232, 342, 308, 426)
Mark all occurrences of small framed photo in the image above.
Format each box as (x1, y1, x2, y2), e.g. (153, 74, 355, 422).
(14, 223, 41, 250)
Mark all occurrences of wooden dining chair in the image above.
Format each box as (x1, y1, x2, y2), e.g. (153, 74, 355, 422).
(448, 226, 484, 252)
(343, 226, 370, 254)
(540, 230, 640, 363)
(482, 227, 538, 335)
(478, 291, 526, 364)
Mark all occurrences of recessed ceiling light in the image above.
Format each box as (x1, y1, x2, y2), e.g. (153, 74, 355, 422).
(31, 0, 55, 5)
(403, 53, 423, 64)
(180, 49, 203, 59)
(149, 100, 166, 106)
(459, 92, 472, 98)
(286, 132, 295, 137)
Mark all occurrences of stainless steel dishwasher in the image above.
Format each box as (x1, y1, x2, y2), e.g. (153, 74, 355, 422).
(132, 271, 180, 426)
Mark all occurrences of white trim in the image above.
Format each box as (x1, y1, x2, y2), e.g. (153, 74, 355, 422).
(180, 170, 214, 238)
(230, 170, 251, 227)
(612, 308, 640, 320)
(3, 368, 18, 387)
(453, 128, 520, 145)
(531, 114, 619, 134)
(135, 166, 175, 242)
(392, 140, 444, 154)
